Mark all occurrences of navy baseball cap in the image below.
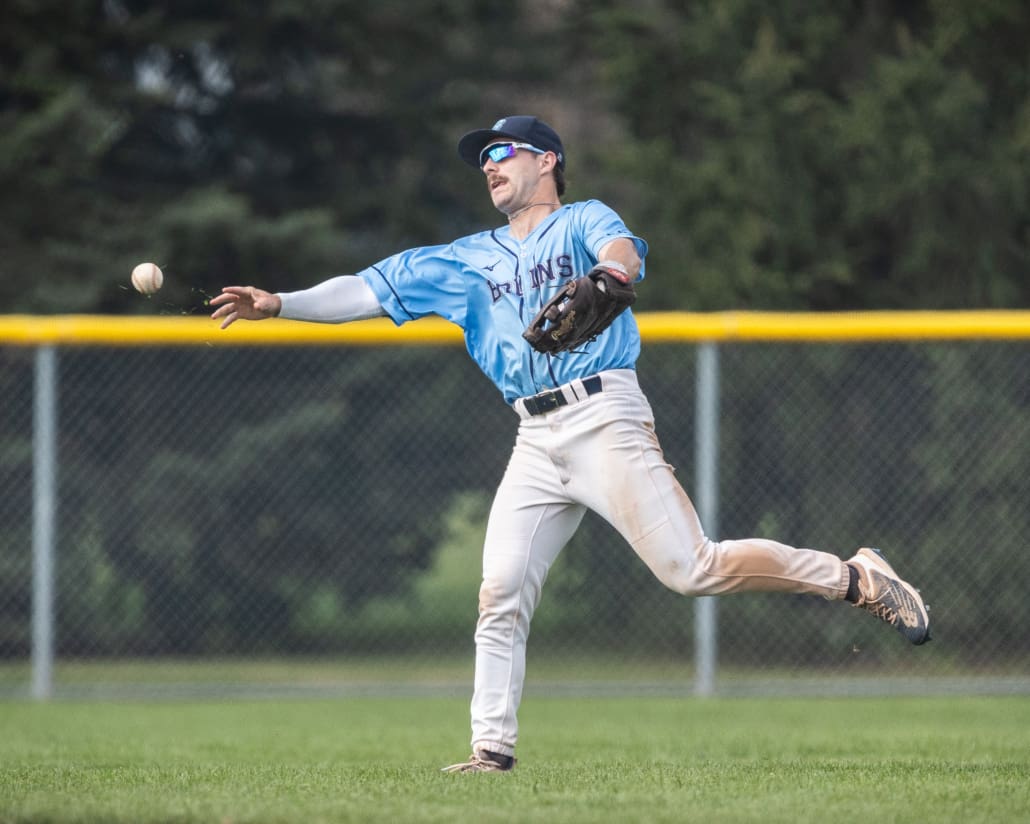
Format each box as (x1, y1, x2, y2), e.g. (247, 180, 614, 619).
(458, 116, 566, 170)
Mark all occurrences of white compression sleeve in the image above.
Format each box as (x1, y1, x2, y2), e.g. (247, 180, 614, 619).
(276, 275, 386, 323)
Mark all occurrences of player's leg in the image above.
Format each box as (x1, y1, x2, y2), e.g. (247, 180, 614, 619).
(563, 371, 846, 597)
(564, 372, 928, 642)
(468, 436, 586, 762)
(617, 457, 848, 597)
(597, 429, 928, 641)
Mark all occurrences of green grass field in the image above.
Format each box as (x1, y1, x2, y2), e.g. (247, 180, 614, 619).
(2, 695, 1028, 823)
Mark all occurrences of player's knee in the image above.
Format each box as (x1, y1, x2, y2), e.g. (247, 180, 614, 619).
(475, 578, 523, 646)
(661, 568, 707, 597)
(651, 540, 719, 597)
(477, 576, 524, 621)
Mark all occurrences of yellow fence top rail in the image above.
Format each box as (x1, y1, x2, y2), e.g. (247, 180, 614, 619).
(1, 311, 1029, 346)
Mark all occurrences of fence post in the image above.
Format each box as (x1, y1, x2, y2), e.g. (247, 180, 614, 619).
(694, 342, 719, 696)
(32, 345, 58, 701)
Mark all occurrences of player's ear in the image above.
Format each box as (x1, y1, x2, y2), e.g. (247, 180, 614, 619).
(538, 151, 558, 176)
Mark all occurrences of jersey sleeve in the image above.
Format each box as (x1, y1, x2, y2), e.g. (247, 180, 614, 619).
(356, 244, 468, 327)
(576, 200, 649, 280)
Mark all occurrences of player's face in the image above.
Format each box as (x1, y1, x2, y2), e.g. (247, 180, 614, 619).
(481, 141, 551, 215)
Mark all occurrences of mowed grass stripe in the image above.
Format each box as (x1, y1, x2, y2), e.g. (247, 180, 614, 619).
(1, 696, 1028, 823)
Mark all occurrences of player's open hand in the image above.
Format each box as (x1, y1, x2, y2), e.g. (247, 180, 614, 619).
(209, 286, 282, 329)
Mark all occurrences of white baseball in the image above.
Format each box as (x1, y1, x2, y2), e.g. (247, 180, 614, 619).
(131, 262, 164, 295)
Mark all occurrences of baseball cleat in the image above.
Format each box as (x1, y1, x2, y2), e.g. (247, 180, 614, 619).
(847, 547, 931, 645)
(441, 750, 516, 774)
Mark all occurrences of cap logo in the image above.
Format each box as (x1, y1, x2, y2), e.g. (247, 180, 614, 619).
(492, 119, 507, 130)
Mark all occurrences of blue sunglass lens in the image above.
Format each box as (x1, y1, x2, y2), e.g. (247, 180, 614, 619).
(482, 143, 518, 166)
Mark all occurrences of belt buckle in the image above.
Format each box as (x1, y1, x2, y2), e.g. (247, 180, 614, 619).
(523, 387, 564, 416)
(535, 388, 563, 414)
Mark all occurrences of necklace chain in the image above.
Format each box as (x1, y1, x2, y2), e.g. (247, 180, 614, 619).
(507, 202, 559, 223)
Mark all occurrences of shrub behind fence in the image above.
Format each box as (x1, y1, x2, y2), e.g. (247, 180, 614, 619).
(1, 313, 1028, 698)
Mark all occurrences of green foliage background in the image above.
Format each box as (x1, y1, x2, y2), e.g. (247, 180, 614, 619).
(3, 0, 1028, 313)
(2, 2, 1029, 662)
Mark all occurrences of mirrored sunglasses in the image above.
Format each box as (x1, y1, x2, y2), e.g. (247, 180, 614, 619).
(479, 141, 545, 167)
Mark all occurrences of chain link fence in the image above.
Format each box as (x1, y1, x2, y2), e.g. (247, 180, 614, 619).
(1, 317, 1028, 698)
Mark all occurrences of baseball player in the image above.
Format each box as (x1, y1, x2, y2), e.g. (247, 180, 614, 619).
(210, 115, 930, 774)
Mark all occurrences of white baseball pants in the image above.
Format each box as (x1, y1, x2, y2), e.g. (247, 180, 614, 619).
(470, 369, 849, 757)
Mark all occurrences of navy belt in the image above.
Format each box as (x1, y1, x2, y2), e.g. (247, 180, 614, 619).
(520, 375, 603, 417)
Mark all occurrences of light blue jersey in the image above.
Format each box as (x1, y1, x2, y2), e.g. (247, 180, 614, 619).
(358, 199, 648, 404)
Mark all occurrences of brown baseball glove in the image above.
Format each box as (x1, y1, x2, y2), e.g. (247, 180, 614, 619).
(522, 263, 637, 354)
